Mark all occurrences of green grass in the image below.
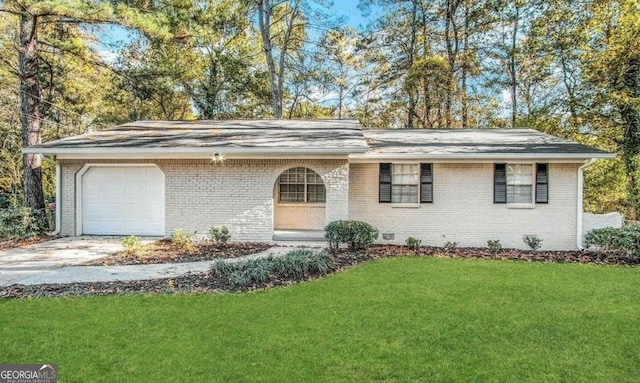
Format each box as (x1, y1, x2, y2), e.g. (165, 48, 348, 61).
(1, 257, 639, 382)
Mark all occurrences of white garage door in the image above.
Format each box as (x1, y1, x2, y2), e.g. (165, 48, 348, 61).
(82, 166, 165, 235)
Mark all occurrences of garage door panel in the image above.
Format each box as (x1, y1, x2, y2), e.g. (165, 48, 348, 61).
(82, 166, 164, 236)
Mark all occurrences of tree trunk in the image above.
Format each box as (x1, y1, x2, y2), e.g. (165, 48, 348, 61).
(257, 0, 282, 118)
(19, 11, 45, 211)
(406, 0, 418, 128)
(620, 55, 640, 219)
(460, 2, 469, 128)
(509, 3, 519, 128)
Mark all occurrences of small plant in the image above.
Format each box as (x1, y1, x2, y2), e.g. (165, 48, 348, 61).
(171, 228, 194, 249)
(324, 220, 379, 252)
(444, 241, 458, 253)
(121, 235, 141, 250)
(523, 235, 543, 251)
(405, 237, 422, 251)
(487, 239, 502, 253)
(209, 225, 231, 244)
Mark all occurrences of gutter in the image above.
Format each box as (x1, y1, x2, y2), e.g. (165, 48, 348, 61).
(39, 154, 61, 236)
(576, 158, 597, 249)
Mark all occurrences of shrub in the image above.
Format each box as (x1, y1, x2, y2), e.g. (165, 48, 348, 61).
(171, 228, 194, 248)
(121, 235, 141, 250)
(584, 225, 640, 256)
(523, 235, 543, 251)
(210, 249, 333, 288)
(0, 205, 47, 240)
(405, 237, 422, 251)
(444, 241, 458, 253)
(487, 239, 502, 253)
(209, 225, 230, 244)
(324, 220, 378, 252)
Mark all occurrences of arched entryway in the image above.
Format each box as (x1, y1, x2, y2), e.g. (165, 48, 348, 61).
(274, 167, 326, 230)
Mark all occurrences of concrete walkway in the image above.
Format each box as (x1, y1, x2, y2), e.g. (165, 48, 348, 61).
(0, 237, 324, 286)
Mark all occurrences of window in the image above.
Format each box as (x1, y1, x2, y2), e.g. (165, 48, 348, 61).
(392, 164, 419, 203)
(507, 164, 533, 203)
(379, 163, 433, 204)
(278, 167, 325, 203)
(495, 163, 548, 204)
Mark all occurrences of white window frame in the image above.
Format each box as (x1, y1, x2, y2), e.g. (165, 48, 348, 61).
(391, 163, 420, 207)
(506, 163, 535, 208)
(277, 167, 326, 205)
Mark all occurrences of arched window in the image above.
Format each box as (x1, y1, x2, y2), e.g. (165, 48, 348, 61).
(278, 167, 326, 203)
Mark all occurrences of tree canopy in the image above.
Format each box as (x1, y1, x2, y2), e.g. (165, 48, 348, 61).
(0, 0, 637, 218)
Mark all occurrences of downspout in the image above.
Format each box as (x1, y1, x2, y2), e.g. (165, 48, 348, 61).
(577, 158, 597, 249)
(40, 154, 61, 236)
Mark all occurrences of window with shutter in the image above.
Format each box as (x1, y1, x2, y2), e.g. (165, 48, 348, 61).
(379, 163, 392, 203)
(420, 163, 433, 203)
(494, 164, 507, 203)
(536, 163, 549, 203)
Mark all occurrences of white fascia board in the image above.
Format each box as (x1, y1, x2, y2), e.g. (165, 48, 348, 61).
(55, 152, 350, 160)
(348, 152, 616, 163)
(23, 146, 366, 156)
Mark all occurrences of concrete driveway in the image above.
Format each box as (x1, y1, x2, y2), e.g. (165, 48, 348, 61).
(0, 237, 125, 286)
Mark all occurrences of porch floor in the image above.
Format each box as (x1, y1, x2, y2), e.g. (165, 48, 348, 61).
(272, 230, 325, 242)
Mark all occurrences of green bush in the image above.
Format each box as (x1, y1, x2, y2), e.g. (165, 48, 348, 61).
(210, 249, 333, 288)
(584, 225, 640, 256)
(523, 235, 543, 251)
(209, 225, 230, 244)
(405, 237, 422, 251)
(0, 205, 47, 240)
(487, 239, 502, 253)
(324, 220, 378, 252)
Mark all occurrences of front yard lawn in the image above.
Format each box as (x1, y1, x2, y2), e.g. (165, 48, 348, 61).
(1, 257, 638, 382)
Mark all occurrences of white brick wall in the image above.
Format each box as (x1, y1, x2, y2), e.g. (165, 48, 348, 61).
(59, 159, 349, 241)
(348, 162, 581, 250)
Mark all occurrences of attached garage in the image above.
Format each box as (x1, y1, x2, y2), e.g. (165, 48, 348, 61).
(78, 165, 165, 236)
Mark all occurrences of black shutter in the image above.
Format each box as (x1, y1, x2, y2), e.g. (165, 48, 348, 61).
(379, 163, 392, 203)
(536, 163, 549, 203)
(420, 163, 433, 203)
(494, 164, 507, 203)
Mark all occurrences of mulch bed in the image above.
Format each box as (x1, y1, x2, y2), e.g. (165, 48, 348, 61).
(1, 244, 636, 299)
(0, 235, 54, 251)
(82, 240, 273, 266)
(367, 245, 640, 266)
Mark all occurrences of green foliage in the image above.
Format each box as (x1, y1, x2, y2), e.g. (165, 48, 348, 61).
(171, 228, 194, 248)
(523, 235, 543, 251)
(210, 249, 333, 288)
(584, 225, 640, 256)
(121, 235, 141, 250)
(324, 220, 379, 252)
(0, 205, 47, 240)
(405, 237, 422, 251)
(209, 225, 230, 244)
(487, 240, 502, 253)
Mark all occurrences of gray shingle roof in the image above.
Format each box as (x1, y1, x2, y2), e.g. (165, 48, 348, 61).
(359, 129, 612, 158)
(24, 120, 613, 159)
(26, 119, 369, 154)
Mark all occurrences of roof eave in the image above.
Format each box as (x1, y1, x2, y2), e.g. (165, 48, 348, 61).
(348, 152, 616, 162)
(23, 146, 369, 155)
